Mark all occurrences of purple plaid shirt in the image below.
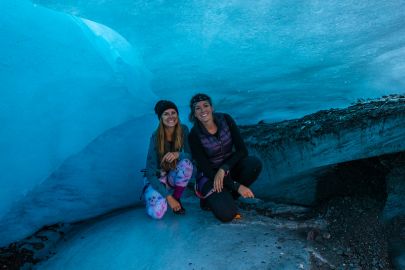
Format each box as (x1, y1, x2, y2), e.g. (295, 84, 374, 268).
(197, 113, 233, 168)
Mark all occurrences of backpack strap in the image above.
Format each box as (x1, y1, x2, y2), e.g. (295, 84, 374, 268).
(194, 172, 215, 199)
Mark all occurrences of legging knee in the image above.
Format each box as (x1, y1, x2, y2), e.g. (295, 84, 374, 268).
(144, 187, 168, 219)
(147, 206, 167, 219)
(207, 191, 238, 222)
(172, 158, 193, 187)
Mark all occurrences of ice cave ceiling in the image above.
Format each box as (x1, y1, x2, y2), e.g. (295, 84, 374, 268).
(32, 0, 405, 122)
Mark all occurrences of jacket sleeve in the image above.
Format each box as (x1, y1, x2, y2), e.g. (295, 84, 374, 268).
(179, 125, 192, 161)
(145, 134, 169, 197)
(188, 128, 216, 180)
(219, 113, 248, 172)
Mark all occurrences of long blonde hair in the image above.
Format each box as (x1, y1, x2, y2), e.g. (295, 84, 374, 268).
(156, 118, 183, 170)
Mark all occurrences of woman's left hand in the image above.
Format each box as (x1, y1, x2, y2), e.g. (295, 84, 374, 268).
(161, 152, 179, 163)
(237, 184, 255, 198)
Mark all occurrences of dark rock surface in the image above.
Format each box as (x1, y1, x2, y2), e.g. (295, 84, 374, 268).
(0, 224, 69, 270)
(242, 94, 405, 144)
(242, 94, 405, 205)
(384, 152, 405, 220)
(387, 217, 405, 270)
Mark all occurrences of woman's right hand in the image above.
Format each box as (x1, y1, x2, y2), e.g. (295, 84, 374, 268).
(161, 152, 179, 164)
(213, 168, 225, 192)
(166, 195, 181, 211)
(237, 184, 255, 198)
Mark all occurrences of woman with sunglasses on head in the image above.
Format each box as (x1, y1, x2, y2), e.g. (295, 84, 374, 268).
(188, 93, 262, 222)
(143, 100, 193, 219)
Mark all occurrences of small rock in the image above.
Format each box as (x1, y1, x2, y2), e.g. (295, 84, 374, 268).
(31, 243, 45, 250)
(322, 232, 331, 239)
(307, 229, 319, 241)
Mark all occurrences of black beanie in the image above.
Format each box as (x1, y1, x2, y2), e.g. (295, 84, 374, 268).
(154, 100, 178, 119)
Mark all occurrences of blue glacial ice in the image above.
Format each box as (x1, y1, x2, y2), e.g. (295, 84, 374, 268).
(0, 0, 154, 246)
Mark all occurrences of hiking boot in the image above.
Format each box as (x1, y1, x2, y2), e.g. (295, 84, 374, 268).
(199, 199, 211, 211)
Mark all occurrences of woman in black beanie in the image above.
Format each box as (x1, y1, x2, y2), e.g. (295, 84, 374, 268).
(143, 100, 193, 219)
(188, 93, 262, 222)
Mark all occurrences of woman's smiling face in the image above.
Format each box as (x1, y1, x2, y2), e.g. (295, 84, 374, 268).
(194, 100, 213, 123)
(161, 108, 178, 128)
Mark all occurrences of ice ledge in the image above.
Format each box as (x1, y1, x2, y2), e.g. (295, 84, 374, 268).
(242, 94, 405, 204)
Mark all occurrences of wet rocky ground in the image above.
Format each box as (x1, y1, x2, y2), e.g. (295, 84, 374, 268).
(0, 193, 403, 269)
(2, 184, 402, 270)
(239, 196, 399, 270)
(0, 223, 70, 270)
(310, 197, 390, 270)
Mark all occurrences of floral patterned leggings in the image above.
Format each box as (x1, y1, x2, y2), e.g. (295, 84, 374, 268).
(144, 159, 193, 219)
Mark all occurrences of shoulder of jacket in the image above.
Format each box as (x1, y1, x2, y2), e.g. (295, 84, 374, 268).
(220, 113, 234, 123)
(214, 112, 232, 120)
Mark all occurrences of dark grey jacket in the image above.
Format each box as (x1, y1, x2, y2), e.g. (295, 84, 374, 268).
(145, 124, 191, 197)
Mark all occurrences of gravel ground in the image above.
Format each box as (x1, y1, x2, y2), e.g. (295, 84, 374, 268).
(311, 197, 391, 270)
(239, 195, 394, 270)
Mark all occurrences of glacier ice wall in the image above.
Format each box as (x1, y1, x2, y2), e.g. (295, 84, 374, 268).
(0, 116, 156, 246)
(0, 0, 154, 245)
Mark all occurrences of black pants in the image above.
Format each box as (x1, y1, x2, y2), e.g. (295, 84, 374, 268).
(201, 156, 262, 222)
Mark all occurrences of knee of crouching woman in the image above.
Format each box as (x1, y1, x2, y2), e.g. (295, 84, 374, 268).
(216, 208, 237, 223)
(177, 158, 194, 178)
